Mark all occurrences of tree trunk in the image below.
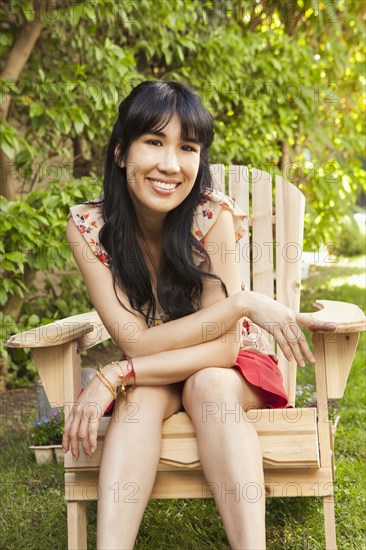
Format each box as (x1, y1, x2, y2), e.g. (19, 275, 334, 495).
(2, 266, 38, 320)
(279, 140, 291, 174)
(0, 10, 45, 199)
(72, 136, 93, 178)
(0, 150, 17, 200)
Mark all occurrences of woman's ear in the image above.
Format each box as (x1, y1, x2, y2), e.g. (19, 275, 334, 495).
(114, 144, 125, 167)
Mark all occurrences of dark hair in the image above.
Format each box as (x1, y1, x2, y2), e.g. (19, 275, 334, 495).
(99, 81, 227, 325)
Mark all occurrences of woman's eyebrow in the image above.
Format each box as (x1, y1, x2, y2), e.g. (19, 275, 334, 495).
(147, 130, 200, 144)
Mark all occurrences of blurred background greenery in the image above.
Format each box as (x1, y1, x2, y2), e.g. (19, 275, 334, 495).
(0, 0, 365, 386)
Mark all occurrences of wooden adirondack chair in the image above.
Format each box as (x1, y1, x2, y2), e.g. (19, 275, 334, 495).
(7, 165, 366, 550)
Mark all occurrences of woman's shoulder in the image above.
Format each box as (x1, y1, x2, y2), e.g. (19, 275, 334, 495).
(68, 197, 111, 266)
(192, 187, 247, 243)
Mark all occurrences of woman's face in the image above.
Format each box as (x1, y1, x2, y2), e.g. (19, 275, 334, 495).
(117, 114, 201, 221)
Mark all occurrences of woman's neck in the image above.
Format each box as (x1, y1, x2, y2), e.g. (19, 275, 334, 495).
(136, 211, 165, 243)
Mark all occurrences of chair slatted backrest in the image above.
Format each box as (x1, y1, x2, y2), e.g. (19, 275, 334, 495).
(210, 164, 306, 404)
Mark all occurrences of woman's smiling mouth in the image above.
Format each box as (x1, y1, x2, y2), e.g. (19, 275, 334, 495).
(146, 178, 181, 193)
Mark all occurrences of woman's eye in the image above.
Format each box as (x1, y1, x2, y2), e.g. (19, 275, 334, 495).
(146, 139, 162, 146)
(181, 145, 198, 153)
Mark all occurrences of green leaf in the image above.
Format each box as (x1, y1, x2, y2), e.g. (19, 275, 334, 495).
(1, 141, 15, 158)
(5, 252, 25, 263)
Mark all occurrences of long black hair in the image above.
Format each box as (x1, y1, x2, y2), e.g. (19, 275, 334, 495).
(99, 81, 228, 325)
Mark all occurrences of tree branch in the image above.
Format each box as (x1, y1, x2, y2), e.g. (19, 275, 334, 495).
(0, 1, 48, 199)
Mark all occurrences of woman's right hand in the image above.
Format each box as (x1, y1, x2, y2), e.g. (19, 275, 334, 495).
(62, 362, 122, 459)
(241, 290, 336, 367)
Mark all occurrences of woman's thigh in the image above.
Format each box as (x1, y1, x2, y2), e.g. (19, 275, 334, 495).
(181, 367, 266, 416)
(112, 381, 184, 424)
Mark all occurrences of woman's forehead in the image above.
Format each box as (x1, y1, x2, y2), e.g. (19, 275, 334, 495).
(146, 112, 201, 143)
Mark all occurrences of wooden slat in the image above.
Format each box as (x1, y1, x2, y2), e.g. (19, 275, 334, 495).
(65, 409, 319, 472)
(251, 168, 274, 298)
(323, 495, 337, 549)
(210, 163, 225, 192)
(228, 164, 250, 288)
(275, 175, 305, 310)
(314, 334, 333, 469)
(67, 501, 87, 550)
(275, 175, 305, 403)
(64, 468, 333, 501)
(152, 467, 334, 499)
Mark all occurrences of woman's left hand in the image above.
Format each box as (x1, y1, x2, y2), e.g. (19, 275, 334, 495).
(243, 290, 335, 366)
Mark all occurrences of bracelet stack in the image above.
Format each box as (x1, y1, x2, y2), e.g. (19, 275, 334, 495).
(97, 357, 136, 399)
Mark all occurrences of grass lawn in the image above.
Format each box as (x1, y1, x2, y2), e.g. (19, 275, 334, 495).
(0, 256, 365, 549)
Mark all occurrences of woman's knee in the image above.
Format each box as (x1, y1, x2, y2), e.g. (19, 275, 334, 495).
(182, 368, 265, 415)
(182, 368, 239, 412)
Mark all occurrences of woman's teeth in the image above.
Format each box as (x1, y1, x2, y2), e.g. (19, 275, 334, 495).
(149, 179, 178, 190)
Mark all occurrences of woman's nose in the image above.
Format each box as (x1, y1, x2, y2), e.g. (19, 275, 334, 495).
(157, 148, 180, 173)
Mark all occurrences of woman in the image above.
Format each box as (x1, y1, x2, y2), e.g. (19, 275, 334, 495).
(62, 81, 329, 549)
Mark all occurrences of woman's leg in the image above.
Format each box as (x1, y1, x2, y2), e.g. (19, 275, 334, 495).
(97, 382, 183, 550)
(182, 368, 266, 550)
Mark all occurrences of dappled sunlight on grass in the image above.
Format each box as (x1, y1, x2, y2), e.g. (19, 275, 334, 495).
(327, 274, 365, 288)
(300, 256, 366, 316)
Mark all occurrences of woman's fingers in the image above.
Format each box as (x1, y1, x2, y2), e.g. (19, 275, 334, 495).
(78, 414, 93, 457)
(88, 414, 100, 454)
(273, 328, 294, 362)
(296, 313, 337, 333)
(286, 324, 315, 366)
(69, 406, 84, 459)
(272, 323, 314, 367)
(80, 401, 103, 457)
(62, 405, 78, 454)
(62, 377, 113, 458)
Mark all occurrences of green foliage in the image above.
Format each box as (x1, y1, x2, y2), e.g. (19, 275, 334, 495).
(0, 177, 98, 305)
(336, 214, 366, 257)
(1, 0, 365, 385)
(28, 411, 64, 446)
(1, 178, 98, 384)
(2, 0, 364, 241)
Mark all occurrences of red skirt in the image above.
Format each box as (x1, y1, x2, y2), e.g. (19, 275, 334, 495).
(232, 349, 288, 408)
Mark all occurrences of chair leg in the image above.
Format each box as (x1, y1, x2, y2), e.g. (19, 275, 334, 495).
(67, 501, 87, 550)
(323, 495, 337, 550)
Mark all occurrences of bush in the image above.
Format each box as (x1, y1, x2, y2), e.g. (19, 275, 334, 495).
(1, 177, 101, 386)
(337, 213, 365, 257)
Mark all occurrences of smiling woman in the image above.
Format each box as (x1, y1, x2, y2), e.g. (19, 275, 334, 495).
(63, 81, 333, 549)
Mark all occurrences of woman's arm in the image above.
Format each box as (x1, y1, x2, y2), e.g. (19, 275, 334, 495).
(114, 333, 239, 386)
(67, 209, 332, 367)
(66, 211, 244, 359)
(62, 335, 237, 458)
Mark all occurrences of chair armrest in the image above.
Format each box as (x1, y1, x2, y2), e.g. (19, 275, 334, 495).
(308, 301, 365, 399)
(305, 300, 366, 333)
(6, 311, 111, 350)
